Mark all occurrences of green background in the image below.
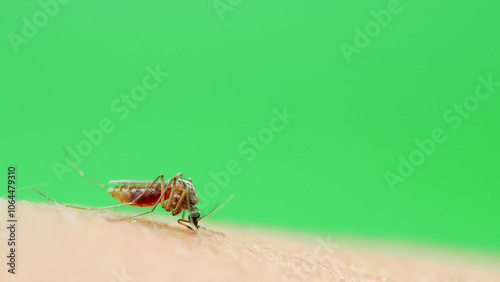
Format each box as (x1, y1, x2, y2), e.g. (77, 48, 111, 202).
(1, 1, 499, 253)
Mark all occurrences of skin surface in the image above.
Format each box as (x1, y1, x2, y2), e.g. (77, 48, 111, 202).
(1, 200, 499, 282)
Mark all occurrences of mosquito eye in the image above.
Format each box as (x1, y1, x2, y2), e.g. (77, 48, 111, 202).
(191, 211, 201, 219)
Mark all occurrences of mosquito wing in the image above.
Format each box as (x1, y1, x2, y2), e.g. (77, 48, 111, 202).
(110, 174, 182, 185)
(109, 179, 154, 185)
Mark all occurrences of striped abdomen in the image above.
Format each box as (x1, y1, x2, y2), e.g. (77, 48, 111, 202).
(108, 184, 171, 207)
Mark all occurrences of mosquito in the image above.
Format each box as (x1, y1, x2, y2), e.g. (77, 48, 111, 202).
(32, 147, 232, 235)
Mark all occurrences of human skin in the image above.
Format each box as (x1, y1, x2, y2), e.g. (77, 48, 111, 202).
(1, 200, 499, 282)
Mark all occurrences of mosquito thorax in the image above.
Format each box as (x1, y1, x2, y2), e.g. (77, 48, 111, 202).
(184, 183, 198, 206)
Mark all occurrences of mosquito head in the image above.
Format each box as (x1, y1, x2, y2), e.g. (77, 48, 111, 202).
(188, 208, 202, 228)
(184, 194, 233, 234)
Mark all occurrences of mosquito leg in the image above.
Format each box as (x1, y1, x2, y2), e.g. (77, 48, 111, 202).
(172, 190, 187, 215)
(31, 187, 132, 210)
(178, 219, 197, 233)
(160, 172, 168, 209)
(164, 173, 182, 210)
(31, 174, 163, 211)
(63, 144, 108, 189)
(169, 190, 199, 234)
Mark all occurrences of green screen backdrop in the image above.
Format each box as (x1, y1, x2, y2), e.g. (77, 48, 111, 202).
(1, 1, 499, 253)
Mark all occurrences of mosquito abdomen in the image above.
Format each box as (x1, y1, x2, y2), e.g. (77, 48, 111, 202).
(108, 184, 171, 207)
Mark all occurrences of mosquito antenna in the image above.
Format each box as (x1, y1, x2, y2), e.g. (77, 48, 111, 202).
(201, 195, 234, 219)
(198, 195, 233, 237)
